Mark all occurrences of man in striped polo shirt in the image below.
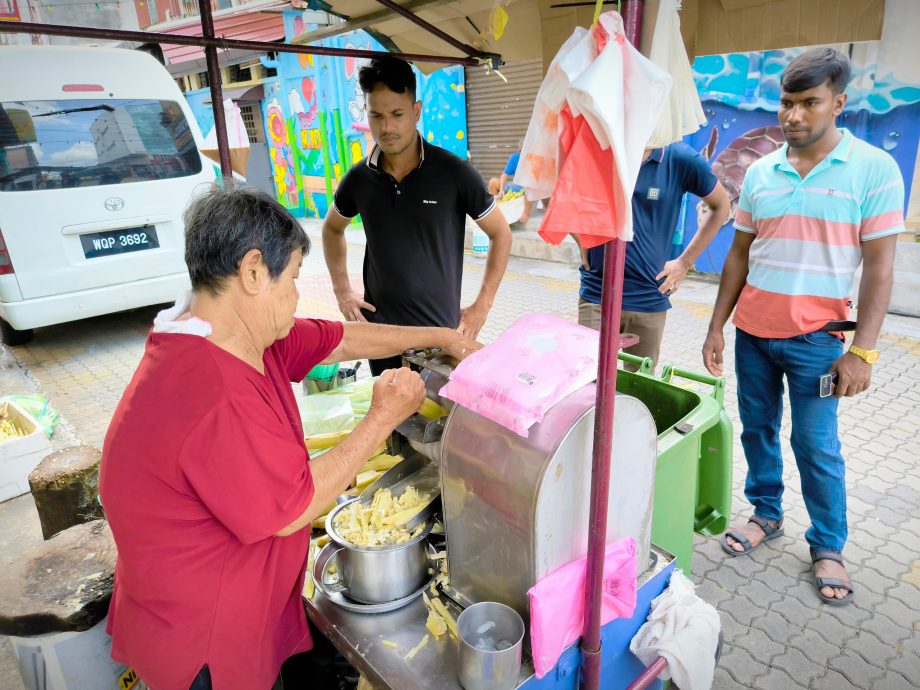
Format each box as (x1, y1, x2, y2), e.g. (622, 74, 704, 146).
(702, 48, 903, 607)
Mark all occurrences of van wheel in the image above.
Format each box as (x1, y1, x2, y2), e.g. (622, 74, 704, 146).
(0, 318, 33, 346)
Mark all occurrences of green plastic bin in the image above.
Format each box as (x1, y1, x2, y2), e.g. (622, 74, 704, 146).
(615, 353, 733, 572)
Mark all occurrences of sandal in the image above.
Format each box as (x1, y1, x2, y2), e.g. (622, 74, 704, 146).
(811, 549, 855, 606)
(720, 515, 784, 557)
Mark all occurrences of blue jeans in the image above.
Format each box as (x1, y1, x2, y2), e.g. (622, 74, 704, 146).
(735, 328, 846, 553)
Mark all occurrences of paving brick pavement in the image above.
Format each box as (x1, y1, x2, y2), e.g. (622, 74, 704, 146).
(1, 233, 919, 689)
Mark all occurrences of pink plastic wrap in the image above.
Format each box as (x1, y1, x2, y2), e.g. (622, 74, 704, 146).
(527, 537, 638, 679)
(439, 313, 599, 437)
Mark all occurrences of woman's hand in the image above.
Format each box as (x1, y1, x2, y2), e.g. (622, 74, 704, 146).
(368, 368, 426, 428)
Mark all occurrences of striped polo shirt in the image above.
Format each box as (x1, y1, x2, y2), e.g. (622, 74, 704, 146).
(733, 128, 904, 339)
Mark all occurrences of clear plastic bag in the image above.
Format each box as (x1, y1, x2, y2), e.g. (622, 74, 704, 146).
(300, 395, 355, 435)
(300, 377, 378, 435)
(0, 394, 59, 439)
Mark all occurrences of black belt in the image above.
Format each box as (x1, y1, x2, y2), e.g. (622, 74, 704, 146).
(820, 320, 857, 332)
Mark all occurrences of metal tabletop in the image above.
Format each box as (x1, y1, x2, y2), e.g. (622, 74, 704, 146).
(305, 585, 535, 690)
(304, 546, 673, 690)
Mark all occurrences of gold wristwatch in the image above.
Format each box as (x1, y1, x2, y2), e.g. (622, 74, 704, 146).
(848, 344, 880, 364)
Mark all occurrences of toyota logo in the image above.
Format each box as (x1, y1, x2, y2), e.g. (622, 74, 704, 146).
(104, 197, 125, 212)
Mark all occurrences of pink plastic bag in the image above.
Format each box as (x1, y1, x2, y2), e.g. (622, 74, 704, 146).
(527, 537, 637, 679)
(439, 313, 599, 437)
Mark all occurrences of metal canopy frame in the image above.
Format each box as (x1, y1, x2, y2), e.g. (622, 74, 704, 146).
(0, 0, 500, 176)
(0, 3, 645, 690)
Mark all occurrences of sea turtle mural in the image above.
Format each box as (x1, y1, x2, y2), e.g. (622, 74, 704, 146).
(697, 125, 786, 225)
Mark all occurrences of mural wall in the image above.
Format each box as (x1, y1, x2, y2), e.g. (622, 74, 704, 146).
(261, 13, 469, 218)
(677, 40, 920, 274)
(184, 90, 215, 140)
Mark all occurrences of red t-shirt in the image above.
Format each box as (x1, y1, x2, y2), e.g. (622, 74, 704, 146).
(100, 318, 343, 690)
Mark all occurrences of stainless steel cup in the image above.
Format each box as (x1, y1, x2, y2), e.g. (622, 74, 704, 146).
(457, 601, 524, 690)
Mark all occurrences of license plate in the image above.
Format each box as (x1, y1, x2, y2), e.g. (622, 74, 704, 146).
(80, 227, 159, 259)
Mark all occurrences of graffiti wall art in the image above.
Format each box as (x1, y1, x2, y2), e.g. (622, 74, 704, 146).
(677, 7, 920, 273)
(258, 13, 469, 218)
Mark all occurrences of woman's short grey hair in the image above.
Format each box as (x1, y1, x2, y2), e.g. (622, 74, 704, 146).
(184, 184, 310, 295)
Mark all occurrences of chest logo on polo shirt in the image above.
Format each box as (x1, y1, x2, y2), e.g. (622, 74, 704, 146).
(647, 188, 660, 200)
(423, 199, 439, 205)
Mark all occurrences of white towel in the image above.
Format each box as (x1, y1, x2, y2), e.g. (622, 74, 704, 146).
(629, 569, 721, 690)
(152, 292, 213, 337)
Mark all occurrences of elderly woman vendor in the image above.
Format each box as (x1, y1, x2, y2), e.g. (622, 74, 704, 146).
(99, 186, 477, 690)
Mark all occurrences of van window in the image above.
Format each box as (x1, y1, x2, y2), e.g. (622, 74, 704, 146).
(0, 99, 202, 192)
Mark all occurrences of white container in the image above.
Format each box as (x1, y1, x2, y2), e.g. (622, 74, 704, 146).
(0, 401, 51, 502)
(10, 616, 146, 690)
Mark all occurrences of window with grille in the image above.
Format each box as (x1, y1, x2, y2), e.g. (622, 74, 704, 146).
(239, 104, 262, 144)
(228, 64, 251, 83)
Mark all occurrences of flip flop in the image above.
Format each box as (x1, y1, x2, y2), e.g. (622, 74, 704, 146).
(811, 549, 855, 606)
(720, 515, 784, 557)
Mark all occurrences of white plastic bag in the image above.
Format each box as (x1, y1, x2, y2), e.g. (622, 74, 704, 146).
(646, 0, 706, 148)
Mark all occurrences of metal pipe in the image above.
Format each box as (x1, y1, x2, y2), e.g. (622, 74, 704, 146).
(370, 0, 481, 58)
(580, 4, 643, 688)
(197, 0, 232, 178)
(625, 656, 668, 690)
(580, 239, 627, 690)
(0, 21, 488, 66)
(622, 0, 644, 45)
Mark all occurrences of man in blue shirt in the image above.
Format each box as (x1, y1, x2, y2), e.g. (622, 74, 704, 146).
(488, 143, 533, 223)
(578, 142, 730, 369)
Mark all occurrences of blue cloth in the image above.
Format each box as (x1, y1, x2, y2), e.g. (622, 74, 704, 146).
(735, 328, 846, 552)
(579, 142, 717, 312)
(504, 151, 521, 175)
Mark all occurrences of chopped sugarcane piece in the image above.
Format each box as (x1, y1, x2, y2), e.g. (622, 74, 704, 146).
(404, 634, 430, 660)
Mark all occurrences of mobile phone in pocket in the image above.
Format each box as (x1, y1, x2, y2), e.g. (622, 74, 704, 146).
(819, 372, 839, 398)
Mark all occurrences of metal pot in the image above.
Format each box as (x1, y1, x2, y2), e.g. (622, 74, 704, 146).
(325, 499, 433, 604)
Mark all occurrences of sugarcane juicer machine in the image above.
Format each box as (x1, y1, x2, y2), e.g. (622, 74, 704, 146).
(393, 348, 658, 624)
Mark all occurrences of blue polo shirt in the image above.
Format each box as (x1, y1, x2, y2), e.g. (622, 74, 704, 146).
(579, 142, 718, 312)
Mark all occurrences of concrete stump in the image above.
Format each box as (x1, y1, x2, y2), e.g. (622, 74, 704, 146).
(28, 445, 104, 541)
(0, 519, 115, 637)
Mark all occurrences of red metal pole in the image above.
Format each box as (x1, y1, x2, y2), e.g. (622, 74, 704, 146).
(625, 656, 669, 690)
(580, 239, 626, 690)
(621, 0, 644, 48)
(197, 0, 232, 179)
(580, 3, 644, 689)
(0, 21, 487, 67)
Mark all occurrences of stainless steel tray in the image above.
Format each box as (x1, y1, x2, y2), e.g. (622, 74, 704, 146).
(312, 541, 436, 614)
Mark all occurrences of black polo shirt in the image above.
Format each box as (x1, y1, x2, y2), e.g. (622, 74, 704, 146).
(333, 137, 495, 328)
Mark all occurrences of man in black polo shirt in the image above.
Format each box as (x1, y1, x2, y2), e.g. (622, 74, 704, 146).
(322, 56, 512, 375)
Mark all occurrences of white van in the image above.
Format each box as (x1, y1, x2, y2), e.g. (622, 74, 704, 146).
(0, 45, 217, 345)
